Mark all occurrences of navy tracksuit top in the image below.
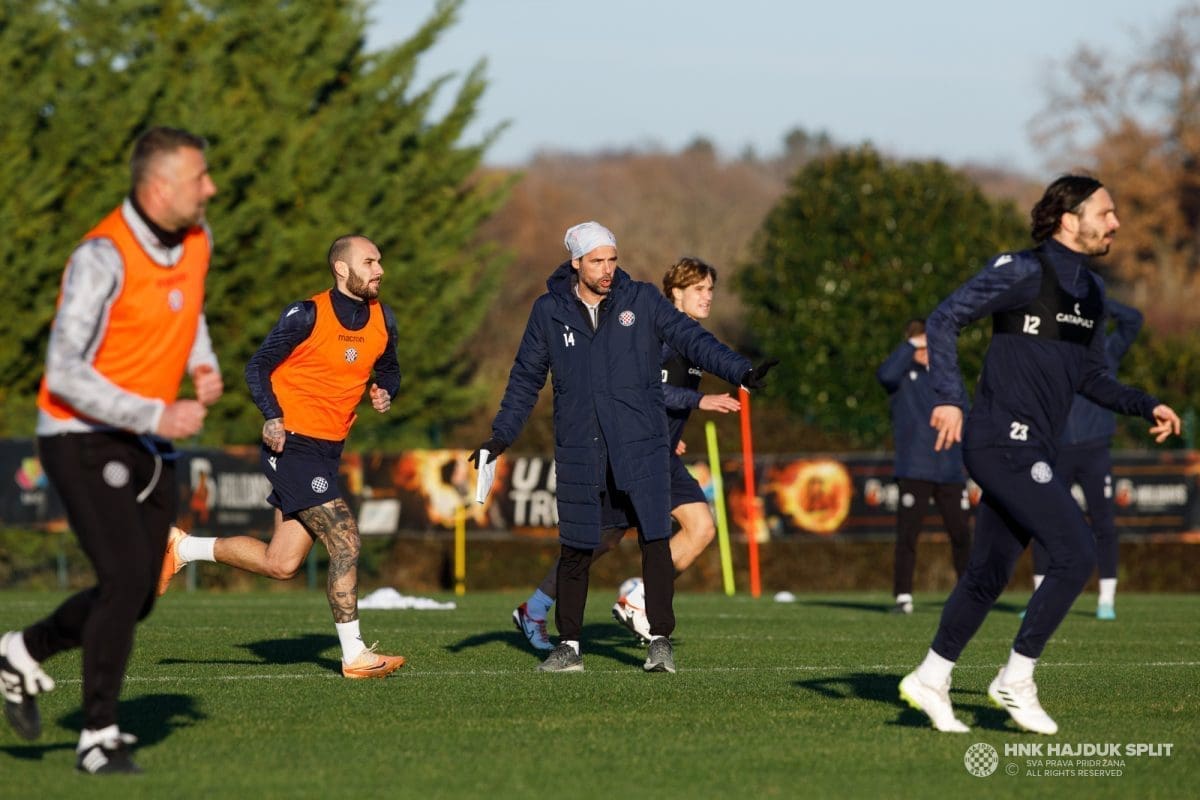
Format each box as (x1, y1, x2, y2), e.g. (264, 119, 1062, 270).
(876, 342, 965, 484)
(660, 343, 703, 450)
(925, 238, 1158, 455)
(1060, 299, 1143, 448)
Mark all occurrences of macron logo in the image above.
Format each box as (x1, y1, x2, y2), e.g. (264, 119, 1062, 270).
(993, 254, 1013, 268)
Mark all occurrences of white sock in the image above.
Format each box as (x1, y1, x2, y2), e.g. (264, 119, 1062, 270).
(78, 724, 120, 753)
(895, 593, 913, 605)
(2, 631, 38, 671)
(1032, 574, 1044, 590)
(626, 577, 646, 609)
(1098, 578, 1117, 605)
(562, 640, 580, 655)
(650, 634, 667, 643)
(178, 535, 216, 563)
(1004, 650, 1037, 683)
(335, 620, 366, 663)
(527, 589, 553, 620)
(916, 649, 955, 686)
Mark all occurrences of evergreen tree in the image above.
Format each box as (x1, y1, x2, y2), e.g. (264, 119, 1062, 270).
(0, 0, 513, 448)
(736, 146, 1027, 447)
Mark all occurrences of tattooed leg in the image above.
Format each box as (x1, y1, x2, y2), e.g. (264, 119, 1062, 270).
(296, 499, 362, 624)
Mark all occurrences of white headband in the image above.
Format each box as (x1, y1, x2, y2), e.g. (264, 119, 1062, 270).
(564, 221, 617, 259)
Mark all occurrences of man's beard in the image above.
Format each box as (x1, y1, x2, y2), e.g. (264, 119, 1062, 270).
(347, 270, 379, 300)
(582, 276, 611, 296)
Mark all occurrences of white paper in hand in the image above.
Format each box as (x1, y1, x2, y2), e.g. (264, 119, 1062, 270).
(475, 449, 496, 504)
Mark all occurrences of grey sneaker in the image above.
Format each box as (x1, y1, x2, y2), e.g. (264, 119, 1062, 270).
(537, 643, 584, 673)
(643, 637, 676, 673)
(76, 731, 142, 775)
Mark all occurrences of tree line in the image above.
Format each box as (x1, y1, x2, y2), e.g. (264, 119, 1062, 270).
(1, 0, 1196, 453)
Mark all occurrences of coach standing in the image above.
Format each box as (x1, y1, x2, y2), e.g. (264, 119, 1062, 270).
(898, 175, 1179, 736)
(876, 318, 970, 615)
(0, 127, 221, 774)
(472, 222, 775, 674)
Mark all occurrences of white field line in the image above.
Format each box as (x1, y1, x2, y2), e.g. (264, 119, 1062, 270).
(46, 659, 1200, 686)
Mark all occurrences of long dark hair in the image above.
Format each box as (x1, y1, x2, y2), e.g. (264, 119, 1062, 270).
(1030, 175, 1104, 242)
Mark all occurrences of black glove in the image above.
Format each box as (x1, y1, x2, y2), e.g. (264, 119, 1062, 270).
(468, 438, 506, 468)
(740, 358, 779, 391)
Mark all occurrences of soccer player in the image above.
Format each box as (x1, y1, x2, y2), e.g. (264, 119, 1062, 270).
(876, 318, 970, 615)
(1, 126, 221, 775)
(1029, 298, 1143, 620)
(473, 222, 774, 673)
(898, 175, 1179, 735)
(511, 257, 741, 649)
(158, 234, 406, 679)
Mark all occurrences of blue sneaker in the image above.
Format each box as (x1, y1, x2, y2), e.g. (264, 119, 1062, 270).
(1097, 603, 1116, 620)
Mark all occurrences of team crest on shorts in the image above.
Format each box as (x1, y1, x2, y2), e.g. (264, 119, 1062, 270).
(102, 460, 130, 488)
(311, 476, 329, 493)
(344, 348, 358, 364)
(618, 310, 635, 326)
(168, 289, 184, 312)
(1030, 461, 1053, 484)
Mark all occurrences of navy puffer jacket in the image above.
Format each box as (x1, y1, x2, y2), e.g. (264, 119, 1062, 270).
(491, 262, 751, 547)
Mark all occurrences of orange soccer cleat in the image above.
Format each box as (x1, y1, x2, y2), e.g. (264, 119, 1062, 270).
(341, 643, 407, 679)
(156, 526, 187, 597)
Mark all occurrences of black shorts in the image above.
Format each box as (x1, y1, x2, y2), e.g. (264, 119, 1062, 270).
(261, 432, 344, 515)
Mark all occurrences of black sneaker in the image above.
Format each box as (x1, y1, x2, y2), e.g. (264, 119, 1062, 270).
(537, 643, 584, 673)
(643, 637, 676, 673)
(76, 733, 142, 775)
(0, 631, 53, 741)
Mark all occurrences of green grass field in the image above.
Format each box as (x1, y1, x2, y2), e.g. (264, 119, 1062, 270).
(0, 590, 1195, 799)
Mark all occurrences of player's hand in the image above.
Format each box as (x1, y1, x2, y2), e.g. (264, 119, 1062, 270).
(263, 417, 286, 453)
(370, 383, 391, 413)
(1148, 404, 1181, 443)
(675, 440, 687, 456)
(157, 399, 206, 438)
(930, 404, 963, 452)
(468, 438, 505, 468)
(699, 393, 740, 413)
(740, 358, 779, 391)
(192, 364, 223, 406)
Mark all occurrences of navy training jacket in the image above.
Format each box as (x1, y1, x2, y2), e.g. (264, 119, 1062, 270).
(1061, 299, 1143, 448)
(876, 341, 965, 484)
(926, 239, 1158, 455)
(490, 262, 752, 548)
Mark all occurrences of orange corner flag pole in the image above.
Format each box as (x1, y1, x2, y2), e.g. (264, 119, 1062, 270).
(739, 386, 762, 598)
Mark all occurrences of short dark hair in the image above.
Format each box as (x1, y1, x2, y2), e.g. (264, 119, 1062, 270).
(1030, 174, 1104, 242)
(130, 126, 207, 190)
(327, 234, 374, 276)
(662, 256, 718, 298)
(904, 318, 926, 339)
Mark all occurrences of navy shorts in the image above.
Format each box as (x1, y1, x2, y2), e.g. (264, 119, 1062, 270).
(261, 432, 344, 516)
(669, 454, 707, 509)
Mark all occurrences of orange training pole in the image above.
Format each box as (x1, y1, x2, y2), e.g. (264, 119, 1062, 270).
(739, 386, 762, 598)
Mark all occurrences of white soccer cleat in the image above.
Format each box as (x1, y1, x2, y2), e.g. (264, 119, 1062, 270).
(612, 599, 651, 644)
(899, 670, 970, 733)
(512, 603, 553, 651)
(988, 668, 1058, 735)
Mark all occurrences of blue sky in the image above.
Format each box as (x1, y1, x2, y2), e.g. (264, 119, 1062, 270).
(368, 0, 1184, 174)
